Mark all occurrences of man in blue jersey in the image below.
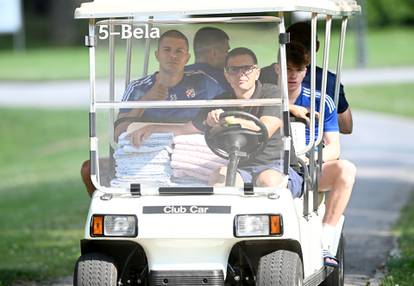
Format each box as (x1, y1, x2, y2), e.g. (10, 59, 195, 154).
(260, 21, 353, 134)
(185, 27, 230, 90)
(286, 42, 356, 267)
(81, 30, 224, 195)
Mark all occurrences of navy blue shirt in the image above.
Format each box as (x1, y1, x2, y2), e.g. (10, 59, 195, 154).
(121, 71, 224, 122)
(185, 63, 230, 92)
(303, 66, 348, 114)
(259, 63, 349, 114)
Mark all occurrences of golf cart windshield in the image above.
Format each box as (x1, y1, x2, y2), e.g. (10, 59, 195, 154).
(91, 17, 286, 193)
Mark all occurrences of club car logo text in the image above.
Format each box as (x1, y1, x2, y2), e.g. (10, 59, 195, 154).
(143, 205, 231, 214)
(98, 24, 160, 40)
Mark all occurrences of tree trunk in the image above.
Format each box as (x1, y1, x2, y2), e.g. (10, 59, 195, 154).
(50, 0, 83, 45)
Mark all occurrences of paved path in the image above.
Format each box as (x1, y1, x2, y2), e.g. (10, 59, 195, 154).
(1, 67, 414, 108)
(341, 111, 414, 285)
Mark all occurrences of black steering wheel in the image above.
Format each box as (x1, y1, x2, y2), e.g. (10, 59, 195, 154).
(205, 111, 268, 160)
(205, 111, 269, 186)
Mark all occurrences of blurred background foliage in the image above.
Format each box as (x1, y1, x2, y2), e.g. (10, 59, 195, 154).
(365, 0, 414, 26)
(0, 0, 413, 49)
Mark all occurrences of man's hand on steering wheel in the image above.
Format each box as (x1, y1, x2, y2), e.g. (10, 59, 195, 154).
(205, 109, 225, 127)
(223, 116, 260, 131)
(205, 109, 260, 131)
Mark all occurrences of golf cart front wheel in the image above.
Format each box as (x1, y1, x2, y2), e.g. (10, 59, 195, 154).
(74, 253, 118, 286)
(256, 250, 303, 286)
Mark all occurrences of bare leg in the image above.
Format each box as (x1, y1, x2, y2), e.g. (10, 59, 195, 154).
(318, 159, 357, 226)
(81, 160, 95, 197)
(255, 169, 285, 187)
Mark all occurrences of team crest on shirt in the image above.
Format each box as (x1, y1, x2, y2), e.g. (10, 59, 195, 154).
(185, 87, 196, 98)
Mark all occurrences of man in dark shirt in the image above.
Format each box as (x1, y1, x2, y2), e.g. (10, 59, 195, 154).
(260, 21, 353, 134)
(185, 27, 231, 90)
(192, 47, 303, 197)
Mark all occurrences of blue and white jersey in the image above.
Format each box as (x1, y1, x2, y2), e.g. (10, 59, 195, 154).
(294, 84, 339, 144)
(121, 71, 224, 122)
(303, 66, 348, 114)
(185, 63, 230, 91)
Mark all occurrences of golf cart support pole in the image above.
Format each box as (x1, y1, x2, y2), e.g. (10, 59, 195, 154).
(142, 17, 154, 77)
(278, 12, 291, 176)
(125, 18, 133, 89)
(334, 16, 348, 108)
(307, 12, 318, 213)
(87, 18, 100, 188)
(314, 15, 333, 212)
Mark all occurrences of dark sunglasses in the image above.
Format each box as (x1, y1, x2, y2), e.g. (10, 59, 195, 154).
(225, 65, 257, 75)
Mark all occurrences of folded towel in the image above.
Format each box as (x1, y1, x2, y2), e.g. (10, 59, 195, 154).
(173, 143, 213, 154)
(172, 169, 210, 182)
(173, 134, 208, 146)
(171, 153, 224, 170)
(171, 149, 226, 165)
(171, 160, 215, 175)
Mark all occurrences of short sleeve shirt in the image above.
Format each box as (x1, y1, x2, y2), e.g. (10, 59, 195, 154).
(185, 63, 231, 92)
(294, 84, 339, 144)
(192, 81, 283, 167)
(303, 66, 348, 114)
(259, 63, 349, 114)
(121, 71, 224, 122)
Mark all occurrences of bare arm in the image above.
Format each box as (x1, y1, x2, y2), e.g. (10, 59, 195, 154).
(114, 79, 169, 140)
(322, 131, 340, 162)
(260, 115, 282, 139)
(338, 107, 353, 134)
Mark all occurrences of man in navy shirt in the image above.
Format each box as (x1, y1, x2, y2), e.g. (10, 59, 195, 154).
(185, 27, 230, 91)
(81, 30, 223, 195)
(260, 21, 353, 134)
(286, 42, 356, 267)
(115, 29, 224, 144)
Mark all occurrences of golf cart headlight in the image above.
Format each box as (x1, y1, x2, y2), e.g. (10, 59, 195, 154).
(104, 215, 136, 236)
(235, 214, 283, 237)
(91, 215, 137, 237)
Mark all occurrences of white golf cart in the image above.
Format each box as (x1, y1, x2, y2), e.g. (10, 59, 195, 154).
(73, 1, 360, 285)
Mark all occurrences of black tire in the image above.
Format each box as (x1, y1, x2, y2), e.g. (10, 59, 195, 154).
(74, 253, 118, 286)
(320, 235, 345, 286)
(256, 250, 303, 286)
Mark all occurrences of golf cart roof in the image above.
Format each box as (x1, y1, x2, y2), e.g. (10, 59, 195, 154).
(74, 0, 361, 19)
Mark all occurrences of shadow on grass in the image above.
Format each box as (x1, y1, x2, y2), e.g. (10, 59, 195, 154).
(0, 178, 89, 285)
(0, 269, 42, 286)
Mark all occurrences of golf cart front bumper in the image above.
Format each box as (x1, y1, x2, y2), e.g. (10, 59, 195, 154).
(150, 270, 224, 286)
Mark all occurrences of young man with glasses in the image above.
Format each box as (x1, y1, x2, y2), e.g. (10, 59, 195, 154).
(191, 47, 303, 195)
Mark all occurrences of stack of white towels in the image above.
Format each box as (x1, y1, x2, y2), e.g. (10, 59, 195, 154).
(110, 132, 174, 188)
(171, 134, 227, 185)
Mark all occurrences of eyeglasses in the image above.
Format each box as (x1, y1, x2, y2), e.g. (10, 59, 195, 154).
(225, 65, 257, 75)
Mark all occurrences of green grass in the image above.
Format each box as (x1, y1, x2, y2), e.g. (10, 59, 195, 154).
(0, 27, 413, 81)
(0, 109, 90, 286)
(346, 83, 414, 118)
(381, 192, 414, 286)
(0, 83, 413, 285)
(346, 83, 414, 285)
